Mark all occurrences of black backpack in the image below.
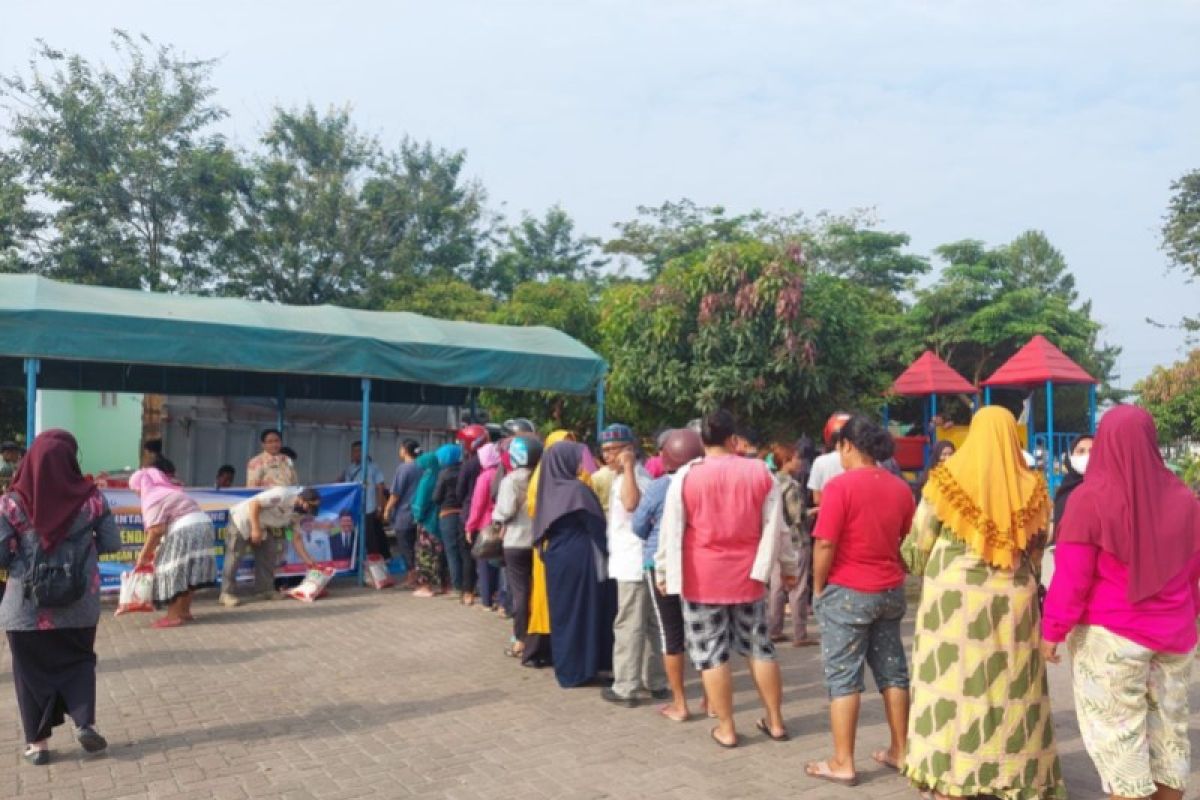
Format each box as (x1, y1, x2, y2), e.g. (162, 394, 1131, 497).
(4, 502, 93, 608)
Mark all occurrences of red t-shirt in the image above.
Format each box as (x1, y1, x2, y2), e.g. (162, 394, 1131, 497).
(812, 467, 914, 593)
(681, 455, 775, 604)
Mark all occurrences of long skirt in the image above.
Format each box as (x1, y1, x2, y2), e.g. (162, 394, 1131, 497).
(522, 546, 554, 666)
(413, 527, 445, 587)
(154, 513, 218, 606)
(8, 627, 98, 743)
(903, 532, 1066, 800)
(541, 524, 616, 688)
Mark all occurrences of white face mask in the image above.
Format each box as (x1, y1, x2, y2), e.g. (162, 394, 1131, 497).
(1069, 454, 1089, 475)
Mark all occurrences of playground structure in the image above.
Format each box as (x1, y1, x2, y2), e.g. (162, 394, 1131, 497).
(885, 350, 977, 471)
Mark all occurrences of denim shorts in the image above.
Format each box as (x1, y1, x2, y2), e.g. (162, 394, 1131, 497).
(815, 583, 909, 699)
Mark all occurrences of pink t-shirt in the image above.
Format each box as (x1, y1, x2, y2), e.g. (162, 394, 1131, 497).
(1042, 542, 1200, 653)
(143, 489, 203, 529)
(681, 455, 774, 604)
(812, 467, 914, 593)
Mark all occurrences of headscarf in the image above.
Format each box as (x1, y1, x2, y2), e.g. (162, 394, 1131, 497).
(527, 430, 592, 517)
(129, 467, 182, 517)
(6, 429, 98, 553)
(531, 442, 605, 543)
(466, 443, 503, 532)
(435, 443, 462, 468)
(1057, 405, 1200, 603)
(411, 451, 442, 531)
(509, 435, 542, 469)
(1052, 434, 1093, 527)
(922, 406, 1050, 569)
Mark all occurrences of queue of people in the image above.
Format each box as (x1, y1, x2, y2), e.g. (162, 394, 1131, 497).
(3, 402, 1200, 800)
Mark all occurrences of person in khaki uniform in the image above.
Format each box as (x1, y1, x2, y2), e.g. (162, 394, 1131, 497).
(220, 486, 320, 606)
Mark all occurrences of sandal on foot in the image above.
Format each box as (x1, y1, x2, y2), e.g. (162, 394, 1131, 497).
(709, 727, 738, 749)
(23, 746, 48, 766)
(151, 617, 186, 629)
(872, 750, 901, 771)
(805, 761, 858, 787)
(756, 718, 790, 742)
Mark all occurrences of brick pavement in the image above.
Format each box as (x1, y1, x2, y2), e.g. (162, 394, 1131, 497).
(1, 584, 1197, 800)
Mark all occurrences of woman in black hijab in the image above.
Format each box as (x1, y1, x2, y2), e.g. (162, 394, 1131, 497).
(1053, 434, 1094, 530)
(533, 442, 615, 688)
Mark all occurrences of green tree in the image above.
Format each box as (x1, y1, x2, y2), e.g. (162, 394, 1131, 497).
(483, 205, 605, 298)
(360, 139, 493, 304)
(385, 278, 495, 322)
(0, 31, 245, 291)
(1136, 349, 1200, 443)
(223, 105, 375, 305)
(804, 216, 929, 293)
(0, 152, 39, 272)
(1161, 169, 1200, 330)
(598, 240, 882, 437)
(480, 279, 602, 434)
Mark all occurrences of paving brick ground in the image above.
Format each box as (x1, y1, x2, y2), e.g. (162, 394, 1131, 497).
(1, 583, 1198, 799)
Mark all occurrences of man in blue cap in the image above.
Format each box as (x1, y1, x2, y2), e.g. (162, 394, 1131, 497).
(599, 423, 664, 707)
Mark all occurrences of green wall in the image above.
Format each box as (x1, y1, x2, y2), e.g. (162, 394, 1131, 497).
(37, 391, 143, 475)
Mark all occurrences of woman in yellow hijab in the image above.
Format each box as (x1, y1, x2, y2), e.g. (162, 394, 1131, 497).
(901, 407, 1064, 800)
(522, 430, 593, 667)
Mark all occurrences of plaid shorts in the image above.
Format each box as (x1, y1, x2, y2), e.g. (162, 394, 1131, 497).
(682, 599, 775, 671)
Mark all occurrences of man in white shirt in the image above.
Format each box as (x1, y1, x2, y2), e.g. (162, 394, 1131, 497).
(600, 424, 662, 707)
(221, 486, 321, 607)
(808, 413, 852, 511)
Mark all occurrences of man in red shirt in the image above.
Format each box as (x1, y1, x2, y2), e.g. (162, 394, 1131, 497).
(657, 410, 798, 748)
(807, 415, 914, 787)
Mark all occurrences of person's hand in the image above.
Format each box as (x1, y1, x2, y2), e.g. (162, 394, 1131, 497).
(250, 527, 264, 546)
(617, 449, 636, 471)
(783, 574, 799, 591)
(134, 552, 151, 571)
(1040, 640, 1061, 665)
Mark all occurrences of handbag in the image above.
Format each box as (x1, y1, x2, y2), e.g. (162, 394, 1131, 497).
(471, 521, 505, 560)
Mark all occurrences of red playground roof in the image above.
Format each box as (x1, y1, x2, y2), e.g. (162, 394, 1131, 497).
(982, 335, 1098, 388)
(890, 350, 977, 397)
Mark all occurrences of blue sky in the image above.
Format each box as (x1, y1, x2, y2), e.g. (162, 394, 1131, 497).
(3, 1, 1197, 384)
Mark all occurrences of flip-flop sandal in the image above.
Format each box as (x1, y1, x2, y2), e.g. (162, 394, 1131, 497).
(658, 704, 689, 723)
(755, 718, 790, 742)
(792, 638, 818, 647)
(151, 617, 186, 629)
(805, 761, 859, 787)
(873, 750, 901, 771)
(709, 727, 738, 749)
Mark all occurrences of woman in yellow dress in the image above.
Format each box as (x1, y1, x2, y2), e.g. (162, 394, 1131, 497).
(901, 407, 1065, 800)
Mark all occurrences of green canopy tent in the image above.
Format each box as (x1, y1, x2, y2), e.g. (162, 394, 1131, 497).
(0, 274, 608, 581)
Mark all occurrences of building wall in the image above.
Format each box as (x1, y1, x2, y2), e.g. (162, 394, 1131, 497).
(36, 390, 144, 475)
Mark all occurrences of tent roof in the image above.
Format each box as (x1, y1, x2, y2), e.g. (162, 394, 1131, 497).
(890, 350, 977, 397)
(0, 275, 606, 402)
(981, 335, 1097, 388)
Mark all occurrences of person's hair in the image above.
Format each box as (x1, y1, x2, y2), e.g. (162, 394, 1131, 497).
(216, 464, 235, 477)
(260, 428, 282, 443)
(350, 440, 362, 449)
(142, 438, 163, 455)
(298, 487, 321, 505)
(402, 439, 421, 457)
(701, 410, 737, 447)
(280, 446, 297, 460)
(839, 415, 894, 463)
(735, 425, 763, 448)
(153, 456, 177, 476)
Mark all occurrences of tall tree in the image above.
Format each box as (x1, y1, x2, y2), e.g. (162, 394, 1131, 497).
(804, 215, 929, 293)
(0, 31, 245, 291)
(483, 205, 606, 298)
(386, 278, 495, 322)
(1161, 169, 1200, 330)
(223, 105, 375, 305)
(1136, 349, 1200, 443)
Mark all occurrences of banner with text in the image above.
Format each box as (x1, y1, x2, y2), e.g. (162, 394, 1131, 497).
(99, 483, 363, 592)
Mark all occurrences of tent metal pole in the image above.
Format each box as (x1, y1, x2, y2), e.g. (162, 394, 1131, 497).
(469, 390, 477, 424)
(275, 383, 286, 435)
(1088, 384, 1097, 433)
(1045, 380, 1055, 486)
(23, 358, 39, 445)
(595, 379, 606, 442)
(1027, 394, 1036, 455)
(358, 378, 371, 587)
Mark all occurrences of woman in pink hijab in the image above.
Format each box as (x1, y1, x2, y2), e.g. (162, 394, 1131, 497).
(130, 466, 217, 628)
(1042, 406, 1200, 800)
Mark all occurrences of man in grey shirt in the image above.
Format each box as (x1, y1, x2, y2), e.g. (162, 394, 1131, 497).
(383, 440, 423, 585)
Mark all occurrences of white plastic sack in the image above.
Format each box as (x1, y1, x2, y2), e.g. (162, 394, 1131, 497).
(366, 555, 395, 590)
(115, 567, 155, 615)
(287, 567, 335, 603)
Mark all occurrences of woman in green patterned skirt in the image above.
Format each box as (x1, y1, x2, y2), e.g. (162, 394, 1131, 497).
(901, 407, 1065, 800)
